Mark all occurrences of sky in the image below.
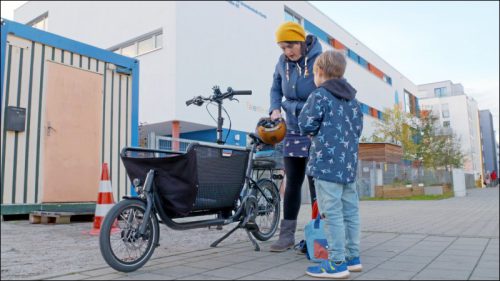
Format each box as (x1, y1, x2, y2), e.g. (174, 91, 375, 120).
(309, 1, 499, 143)
(1, 1, 499, 142)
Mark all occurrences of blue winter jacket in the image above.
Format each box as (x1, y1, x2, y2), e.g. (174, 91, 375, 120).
(298, 78, 364, 184)
(269, 35, 322, 132)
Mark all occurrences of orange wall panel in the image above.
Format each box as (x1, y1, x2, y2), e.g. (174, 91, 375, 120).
(368, 64, 384, 79)
(332, 39, 345, 50)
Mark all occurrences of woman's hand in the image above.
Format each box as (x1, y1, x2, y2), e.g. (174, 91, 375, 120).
(271, 109, 282, 121)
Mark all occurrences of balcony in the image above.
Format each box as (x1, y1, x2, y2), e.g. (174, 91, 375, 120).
(434, 127, 453, 136)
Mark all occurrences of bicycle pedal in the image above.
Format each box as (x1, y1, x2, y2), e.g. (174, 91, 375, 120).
(244, 222, 259, 232)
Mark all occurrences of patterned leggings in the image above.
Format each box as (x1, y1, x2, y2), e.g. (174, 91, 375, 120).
(283, 157, 316, 220)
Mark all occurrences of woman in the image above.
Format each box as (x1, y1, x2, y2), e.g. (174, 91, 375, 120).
(269, 21, 322, 252)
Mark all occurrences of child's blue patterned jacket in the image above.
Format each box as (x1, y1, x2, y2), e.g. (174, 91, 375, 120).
(298, 78, 363, 184)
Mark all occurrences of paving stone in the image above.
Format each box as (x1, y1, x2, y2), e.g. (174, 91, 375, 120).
(4, 188, 497, 280)
(425, 260, 476, 271)
(412, 269, 471, 280)
(389, 255, 435, 264)
(114, 272, 171, 280)
(376, 261, 428, 271)
(187, 259, 233, 270)
(354, 268, 415, 280)
(178, 273, 235, 280)
(423, 236, 456, 242)
(47, 273, 92, 280)
(76, 267, 121, 277)
(474, 260, 500, 269)
(149, 265, 208, 279)
(203, 266, 266, 279)
(469, 275, 498, 280)
(472, 269, 500, 278)
(83, 273, 125, 280)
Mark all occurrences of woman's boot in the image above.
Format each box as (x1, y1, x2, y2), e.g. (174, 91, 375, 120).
(270, 219, 297, 252)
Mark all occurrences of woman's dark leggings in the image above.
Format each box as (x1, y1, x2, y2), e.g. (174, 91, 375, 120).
(283, 157, 316, 220)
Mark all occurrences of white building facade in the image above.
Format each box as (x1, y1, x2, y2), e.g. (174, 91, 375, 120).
(14, 1, 421, 146)
(417, 81, 483, 177)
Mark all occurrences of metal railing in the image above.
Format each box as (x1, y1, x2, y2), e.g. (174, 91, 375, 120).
(147, 134, 468, 199)
(151, 135, 245, 152)
(355, 160, 454, 198)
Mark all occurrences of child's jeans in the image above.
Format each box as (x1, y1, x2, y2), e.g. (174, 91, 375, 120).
(314, 178, 360, 262)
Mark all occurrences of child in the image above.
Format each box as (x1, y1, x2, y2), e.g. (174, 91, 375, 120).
(298, 50, 363, 279)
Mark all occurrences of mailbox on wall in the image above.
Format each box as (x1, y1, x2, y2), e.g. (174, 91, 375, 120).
(5, 106, 26, 132)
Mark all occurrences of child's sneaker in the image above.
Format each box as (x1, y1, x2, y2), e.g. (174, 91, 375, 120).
(306, 260, 350, 279)
(346, 257, 362, 272)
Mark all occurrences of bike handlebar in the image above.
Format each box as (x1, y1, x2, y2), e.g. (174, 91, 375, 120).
(186, 86, 252, 106)
(230, 90, 252, 95)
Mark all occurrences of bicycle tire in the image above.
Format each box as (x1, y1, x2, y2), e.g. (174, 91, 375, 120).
(99, 199, 159, 272)
(252, 178, 280, 241)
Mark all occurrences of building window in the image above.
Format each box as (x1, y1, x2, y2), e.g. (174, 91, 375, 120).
(111, 29, 163, 58)
(138, 37, 155, 54)
(443, 121, 450, 127)
(121, 44, 137, 57)
(284, 8, 301, 23)
(434, 87, 448, 97)
(27, 12, 48, 31)
(404, 91, 411, 113)
(155, 34, 163, 48)
(403, 90, 418, 116)
(441, 103, 450, 118)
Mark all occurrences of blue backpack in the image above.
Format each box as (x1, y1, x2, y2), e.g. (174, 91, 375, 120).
(304, 214, 329, 262)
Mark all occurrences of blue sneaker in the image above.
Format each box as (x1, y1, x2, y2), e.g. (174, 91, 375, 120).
(346, 257, 362, 272)
(306, 260, 350, 279)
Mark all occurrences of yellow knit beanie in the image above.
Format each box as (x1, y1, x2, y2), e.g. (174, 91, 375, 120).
(275, 21, 306, 43)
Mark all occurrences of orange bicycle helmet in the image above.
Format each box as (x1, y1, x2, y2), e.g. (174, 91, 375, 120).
(256, 117, 287, 145)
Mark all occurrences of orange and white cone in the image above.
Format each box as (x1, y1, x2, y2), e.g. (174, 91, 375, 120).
(88, 163, 119, 236)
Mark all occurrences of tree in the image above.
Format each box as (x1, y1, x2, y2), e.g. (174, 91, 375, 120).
(417, 110, 464, 171)
(369, 106, 464, 171)
(369, 105, 418, 161)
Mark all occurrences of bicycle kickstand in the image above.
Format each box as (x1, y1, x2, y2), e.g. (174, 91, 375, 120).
(245, 229, 260, 251)
(210, 223, 241, 248)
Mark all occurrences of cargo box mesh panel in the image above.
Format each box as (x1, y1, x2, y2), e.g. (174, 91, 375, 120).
(191, 145, 249, 211)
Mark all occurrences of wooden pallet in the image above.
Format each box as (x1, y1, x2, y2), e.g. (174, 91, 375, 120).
(29, 211, 92, 224)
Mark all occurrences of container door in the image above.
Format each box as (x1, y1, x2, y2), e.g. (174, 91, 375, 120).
(42, 62, 103, 202)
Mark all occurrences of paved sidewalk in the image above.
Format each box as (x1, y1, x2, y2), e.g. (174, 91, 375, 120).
(2, 187, 498, 280)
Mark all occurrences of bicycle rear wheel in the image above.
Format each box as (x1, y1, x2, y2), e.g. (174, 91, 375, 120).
(99, 199, 159, 272)
(252, 179, 280, 241)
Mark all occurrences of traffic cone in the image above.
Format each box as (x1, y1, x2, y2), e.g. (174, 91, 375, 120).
(88, 163, 119, 236)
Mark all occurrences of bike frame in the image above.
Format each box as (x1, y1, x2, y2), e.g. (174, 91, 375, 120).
(123, 86, 277, 250)
(125, 134, 278, 235)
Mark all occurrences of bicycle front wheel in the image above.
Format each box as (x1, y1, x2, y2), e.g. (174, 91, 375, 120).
(252, 179, 280, 241)
(99, 199, 159, 272)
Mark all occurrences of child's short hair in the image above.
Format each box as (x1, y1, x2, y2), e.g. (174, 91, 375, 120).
(314, 50, 346, 78)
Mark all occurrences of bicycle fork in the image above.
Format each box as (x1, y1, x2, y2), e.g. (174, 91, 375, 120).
(137, 169, 155, 237)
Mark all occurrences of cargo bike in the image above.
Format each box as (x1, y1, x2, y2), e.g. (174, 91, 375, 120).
(99, 86, 283, 272)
